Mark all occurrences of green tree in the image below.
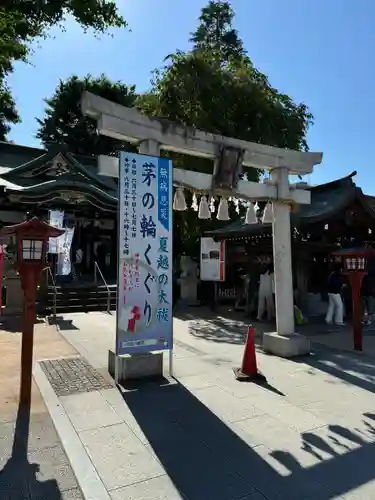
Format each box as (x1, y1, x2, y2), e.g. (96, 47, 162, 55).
(189, 0, 245, 60)
(0, 7, 29, 140)
(36, 74, 137, 155)
(0, 0, 127, 140)
(137, 1, 313, 255)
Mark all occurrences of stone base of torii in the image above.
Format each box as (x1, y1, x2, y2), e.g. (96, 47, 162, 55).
(81, 92, 323, 377)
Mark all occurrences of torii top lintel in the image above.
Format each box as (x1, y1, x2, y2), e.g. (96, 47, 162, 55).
(81, 92, 323, 175)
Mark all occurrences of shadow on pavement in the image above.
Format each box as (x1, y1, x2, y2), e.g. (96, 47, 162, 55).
(121, 380, 375, 499)
(0, 316, 44, 333)
(0, 404, 63, 499)
(292, 345, 375, 396)
(175, 306, 254, 345)
(53, 316, 79, 331)
(271, 418, 375, 496)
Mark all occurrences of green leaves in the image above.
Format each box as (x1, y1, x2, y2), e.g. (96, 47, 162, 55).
(36, 74, 137, 155)
(0, 1, 127, 140)
(189, 1, 246, 61)
(33, 1, 314, 259)
(135, 1, 314, 254)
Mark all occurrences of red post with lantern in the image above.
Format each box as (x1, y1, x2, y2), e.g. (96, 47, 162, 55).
(0, 217, 64, 407)
(332, 247, 375, 351)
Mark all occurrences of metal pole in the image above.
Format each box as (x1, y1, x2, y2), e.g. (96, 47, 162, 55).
(114, 355, 120, 385)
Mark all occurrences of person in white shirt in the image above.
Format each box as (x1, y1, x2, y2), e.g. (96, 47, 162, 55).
(257, 265, 274, 321)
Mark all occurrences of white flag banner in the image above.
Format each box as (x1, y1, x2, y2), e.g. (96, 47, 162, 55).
(56, 227, 74, 276)
(48, 210, 64, 254)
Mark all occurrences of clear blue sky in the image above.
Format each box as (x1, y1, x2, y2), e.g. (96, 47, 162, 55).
(7, 0, 375, 191)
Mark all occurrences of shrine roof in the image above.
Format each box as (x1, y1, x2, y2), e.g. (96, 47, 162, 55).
(206, 171, 374, 239)
(0, 142, 118, 209)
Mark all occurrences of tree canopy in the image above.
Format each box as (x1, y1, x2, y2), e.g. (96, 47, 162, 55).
(36, 74, 136, 156)
(0, 0, 127, 140)
(139, 1, 312, 155)
(35, 1, 314, 256)
(189, 0, 246, 60)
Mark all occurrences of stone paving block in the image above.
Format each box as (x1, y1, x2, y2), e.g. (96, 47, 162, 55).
(191, 385, 264, 423)
(177, 373, 216, 391)
(29, 444, 79, 493)
(172, 345, 200, 360)
(101, 388, 195, 446)
(60, 391, 123, 432)
(79, 423, 165, 491)
(235, 444, 342, 500)
(306, 440, 375, 498)
(0, 445, 82, 499)
(239, 388, 326, 433)
(0, 413, 60, 465)
(109, 475, 186, 500)
(281, 384, 333, 407)
(144, 440, 255, 500)
(303, 401, 375, 436)
(173, 356, 214, 377)
(206, 370, 267, 400)
(237, 494, 268, 500)
(61, 488, 85, 499)
(340, 479, 375, 500)
(40, 357, 113, 396)
(234, 414, 303, 448)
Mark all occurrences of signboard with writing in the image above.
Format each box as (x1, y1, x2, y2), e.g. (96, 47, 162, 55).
(56, 227, 74, 276)
(116, 152, 173, 355)
(48, 210, 64, 254)
(200, 237, 225, 281)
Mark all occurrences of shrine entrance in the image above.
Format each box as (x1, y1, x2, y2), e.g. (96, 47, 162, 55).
(82, 91, 323, 360)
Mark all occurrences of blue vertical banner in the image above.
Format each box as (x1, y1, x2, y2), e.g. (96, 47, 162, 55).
(157, 158, 170, 232)
(116, 152, 173, 355)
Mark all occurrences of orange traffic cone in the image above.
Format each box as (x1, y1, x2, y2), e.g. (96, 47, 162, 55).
(233, 326, 266, 382)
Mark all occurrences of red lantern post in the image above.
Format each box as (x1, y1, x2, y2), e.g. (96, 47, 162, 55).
(332, 247, 375, 351)
(0, 218, 64, 407)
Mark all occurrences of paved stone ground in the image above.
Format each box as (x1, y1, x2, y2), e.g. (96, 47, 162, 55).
(40, 357, 113, 396)
(35, 309, 375, 500)
(0, 318, 84, 499)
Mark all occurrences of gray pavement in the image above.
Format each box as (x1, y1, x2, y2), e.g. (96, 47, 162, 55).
(0, 320, 85, 500)
(33, 310, 375, 499)
(0, 406, 84, 499)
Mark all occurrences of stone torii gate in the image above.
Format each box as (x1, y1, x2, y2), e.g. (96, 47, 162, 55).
(81, 92, 323, 359)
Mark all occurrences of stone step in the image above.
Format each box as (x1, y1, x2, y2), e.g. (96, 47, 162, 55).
(37, 283, 118, 315)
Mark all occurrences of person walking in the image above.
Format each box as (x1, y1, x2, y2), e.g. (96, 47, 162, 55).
(257, 265, 274, 321)
(325, 263, 345, 326)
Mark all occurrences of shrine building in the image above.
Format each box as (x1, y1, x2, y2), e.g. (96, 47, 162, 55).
(205, 171, 375, 316)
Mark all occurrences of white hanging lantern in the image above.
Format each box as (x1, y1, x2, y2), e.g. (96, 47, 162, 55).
(173, 187, 187, 211)
(234, 198, 240, 214)
(198, 195, 211, 219)
(262, 202, 273, 224)
(209, 197, 216, 213)
(191, 193, 199, 211)
(245, 202, 258, 224)
(217, 197, 230, 221)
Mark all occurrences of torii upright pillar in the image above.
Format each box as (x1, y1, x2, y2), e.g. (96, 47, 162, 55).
(81, 92, 323, 361)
